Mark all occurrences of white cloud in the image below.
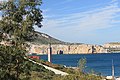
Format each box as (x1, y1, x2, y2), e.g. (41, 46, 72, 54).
(41, 1, 120, 32)
(35, 0, 120, 44)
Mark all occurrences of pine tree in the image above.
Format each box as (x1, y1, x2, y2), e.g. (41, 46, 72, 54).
(0, 0, 43, 79)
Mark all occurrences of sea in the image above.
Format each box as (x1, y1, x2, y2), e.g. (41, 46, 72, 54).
(39, 53, 120, 76)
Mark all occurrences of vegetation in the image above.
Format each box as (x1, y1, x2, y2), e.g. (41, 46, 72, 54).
(0, 45, 30, 79)
(78, 57, 87, 72)
(0, 0, 43, 79)
(20, 60, 55, 80)
(28, 68, 103, 80)
(26, 58, 103, 80)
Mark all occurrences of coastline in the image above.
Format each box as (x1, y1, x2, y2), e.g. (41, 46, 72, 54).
(37, 53, 120, 77)
(29, 52, 115, 56)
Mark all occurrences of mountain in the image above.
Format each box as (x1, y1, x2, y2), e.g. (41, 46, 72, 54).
(30, 31, 84, 45)
(29, 31, 66, 44)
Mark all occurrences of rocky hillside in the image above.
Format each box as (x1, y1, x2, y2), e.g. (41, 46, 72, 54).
(29, 31, 83, 45)
(29, 31, 65, 44)
(27, 31, 108, 54)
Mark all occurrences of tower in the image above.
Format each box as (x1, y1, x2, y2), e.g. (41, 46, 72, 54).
(48, 44, 52, 62)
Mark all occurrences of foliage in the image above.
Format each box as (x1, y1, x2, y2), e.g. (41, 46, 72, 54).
(29, 59, 103, 80)
(20, 61, 55, 80)
(27, 67, 103, 80)
(0, 0, 43, 79)
(78, 57, 87, 72)
(0, 45, 31, 79)
(0, 0, 43, 41)
(28, 31, 65, 45)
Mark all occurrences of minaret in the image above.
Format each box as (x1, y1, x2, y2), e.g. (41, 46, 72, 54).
(48, 44, 52, 62)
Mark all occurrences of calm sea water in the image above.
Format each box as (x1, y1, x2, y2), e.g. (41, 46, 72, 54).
(39, 53, 120, 76)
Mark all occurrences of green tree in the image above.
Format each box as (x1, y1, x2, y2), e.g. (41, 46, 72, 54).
(0, 0, 43, 41)
(0, 0, 43, 79)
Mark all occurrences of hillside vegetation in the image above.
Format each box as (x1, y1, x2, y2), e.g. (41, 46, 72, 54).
(29, 31, 83, 45)
(29, 31, 65, 44)
(25, 59, 103, 80)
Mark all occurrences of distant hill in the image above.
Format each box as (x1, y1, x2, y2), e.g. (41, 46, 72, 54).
(29, 31, 83, 45)
(107, 42, 120, 45)
(103, 42, 120, 53)
(29, 31, 66, 44)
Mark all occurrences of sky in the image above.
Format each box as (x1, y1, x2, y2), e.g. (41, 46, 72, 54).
(34, 0, 120, 45)
(0, 0, 120, 45)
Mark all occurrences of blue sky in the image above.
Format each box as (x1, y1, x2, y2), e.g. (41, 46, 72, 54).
(36, 0, 120, 45)
(1, 0, 120, 45)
